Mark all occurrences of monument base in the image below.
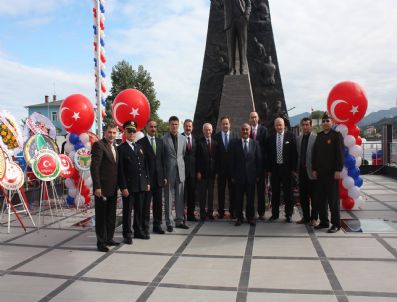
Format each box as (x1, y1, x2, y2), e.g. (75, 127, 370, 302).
(216, 74, 255, 134)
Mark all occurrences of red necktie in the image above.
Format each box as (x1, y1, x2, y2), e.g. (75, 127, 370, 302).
(187, 136, 192, 151)
(253, 128, 257, 140)
(207, 139, 211, 153)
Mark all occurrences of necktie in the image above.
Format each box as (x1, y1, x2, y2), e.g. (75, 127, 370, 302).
(224, 133, 229, 149)
(253, 128, 257, 140)
(110, 144, 116, 161)
(207, 138, 211, 153)
(187, 136, 192, 151)
(243, 139, 248, 156)
(277, 134, 283, 163)
(151, 137, 156, 155)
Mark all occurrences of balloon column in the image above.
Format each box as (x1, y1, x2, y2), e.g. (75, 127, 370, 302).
(60, 94, 96, 207)
(327, 81, 368, 210)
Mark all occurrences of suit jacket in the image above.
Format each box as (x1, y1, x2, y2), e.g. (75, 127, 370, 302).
(90, 138, 119, 197)
(224, 0, 251, 29)
(137, 136, 166, 188)
(297, 132, 317, 180)
(162, 133, 186, 183)
(196, 137, 218, 178)
(181, 132, 196, 178)
(250, 124, 268, 168)
(117, 141, 149, 193)
(265, 131, 298, 173)
(214, 131, 237, 177)
(230, 138, 262, 185)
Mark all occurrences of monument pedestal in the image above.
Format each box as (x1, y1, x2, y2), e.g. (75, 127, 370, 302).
(216, 74, 255, 133)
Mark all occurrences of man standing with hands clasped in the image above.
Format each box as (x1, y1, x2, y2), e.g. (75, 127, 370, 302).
(118, 121, 150, 244)
(91, 123, 119, 252)
(312, 112, 344, 233)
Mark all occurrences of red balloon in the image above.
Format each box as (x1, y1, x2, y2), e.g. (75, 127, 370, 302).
(356, 136, 362, 146)
(339, 185, 348, 199)
(111, 89, 151, 131)
(60, 94, 95, 134)
(327, 81, 368, 125)
(342, 197, 355, 210)
(348, 125, 360, 137)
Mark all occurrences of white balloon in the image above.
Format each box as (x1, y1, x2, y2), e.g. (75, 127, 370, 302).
(342, 176, 355, 189)
(354, 196, 364, 208)
(69, 151, 76, 160)
(84, 177, 93, 186)
(68, 187, 77, 198)
(349, 145, 363, 157)
(64, 142, 74, 154)
(344, 135, 356, 148)
(335, 124, 348, 137)
(361, 138, 367, 143)
(84, 142, 92, 150)
(355, 156, 362, 167)
(134, 131, 144, 142)
(340, 167, 348, 178)
(65, 178, 74, 188)
(79, 133, 90, 144)
(348, 186, 360, 199)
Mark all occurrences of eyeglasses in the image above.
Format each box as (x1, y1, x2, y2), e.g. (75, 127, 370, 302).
(322, 119, 331, 123)
(126, 128, 136, 133)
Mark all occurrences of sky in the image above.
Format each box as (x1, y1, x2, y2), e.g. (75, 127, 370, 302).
(0, 0, 396, 126)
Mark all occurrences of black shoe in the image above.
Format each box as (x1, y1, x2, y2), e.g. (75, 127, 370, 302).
(175, 223, 189, 229)
(229, 213, 236, 220)
(123, 238, 132, 245)
(258, 215, 265, 221)
(327, 226, 341, 233)
(134, 233, 149, 239)
(187, 216, 198, 222)
(249, 219, 256, 226)
(207, 214, 214, 220)
(314, 224, 330, 230)
(285, 217, 292, 223)
(166, 225, 174, 232)
(97, 244, 109, 252)
(200, 216, 206, 222)
(235, 220, 242, 226)
(218, 213, 224, 219)
(269, 215, 279, 222)
(106, 240, 120, 246)
(153, 227, 165, 234)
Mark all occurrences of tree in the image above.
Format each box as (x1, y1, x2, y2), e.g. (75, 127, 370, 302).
(104, 60, 162, 127)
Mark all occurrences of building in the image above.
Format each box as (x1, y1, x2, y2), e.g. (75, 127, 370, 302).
(25, 95, 66, 136)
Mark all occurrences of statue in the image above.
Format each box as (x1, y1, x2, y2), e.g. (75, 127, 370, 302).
(224, 0, 251, 75)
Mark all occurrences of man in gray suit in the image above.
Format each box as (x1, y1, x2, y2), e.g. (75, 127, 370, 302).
(163, 116, 189, 231)
(296, 117, 318, 226)
(224, 0, 251, 75)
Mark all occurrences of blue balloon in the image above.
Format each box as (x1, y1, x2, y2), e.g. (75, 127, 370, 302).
(355, 176, 363, 187)
(74, 142, 84, 150)
(66, 196, 75, 206)
(69, 133, 80, 145)
(348, 167, 360, 178)
(344, 155, 356, 169)
(344, 147, 349, 156)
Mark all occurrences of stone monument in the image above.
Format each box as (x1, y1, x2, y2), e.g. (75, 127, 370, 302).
(193, 0, 287, 136)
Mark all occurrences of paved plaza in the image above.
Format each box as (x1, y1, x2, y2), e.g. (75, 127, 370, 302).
(1, 174, 397, 302)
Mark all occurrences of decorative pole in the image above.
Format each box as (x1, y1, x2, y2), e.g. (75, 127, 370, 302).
(93, 0, 107, 138)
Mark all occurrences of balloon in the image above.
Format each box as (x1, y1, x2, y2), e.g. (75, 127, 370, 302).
(335, 124, 348, 137)
(342, 176, 355, 189)
(69, 133, 80, 145)
(134, 131, 144, 142)
(344, 135, 356, 148)
(356, 136, 362, 146)
(84, 142, 92, 150)
(348, 167, 360, 178)
(342, 197, 355, 209)
(69, 151, 76, 160)
(60, 94, 95, 134)
(354, 196, 364, 208)
(111, 88, 151, 131)
(64, 142, 74, 154)
(68, 187, 77, 198)
(348, 186, 360, 199)
(340, 186, 348, 199)
(66, 196, 75, 206)
(355, 156, 362, 167)
(327, 81, 368, 125)
(354, 176, 363, 187)
(65, 178, 74, 188)
(344, 155, 356, 169)
(74, 142, 85, 150)
(348, 125, 360, 137)
(79, 133, 90, 144)
(340, 167, 348, 178)
(349, 145, 363, 157)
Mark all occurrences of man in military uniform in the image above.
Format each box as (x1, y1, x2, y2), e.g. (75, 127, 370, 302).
(312, 112, 344, 233)
(118, 121, 150, 244)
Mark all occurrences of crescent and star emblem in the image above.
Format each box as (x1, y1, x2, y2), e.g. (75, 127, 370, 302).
(72, 112, 80, 121)
(130, 107, 140, 118)
(330, 99, 356, 123)
(60, 107, 73, 129)
(113, 102, 128, 126)
(43, 160, 50, 168)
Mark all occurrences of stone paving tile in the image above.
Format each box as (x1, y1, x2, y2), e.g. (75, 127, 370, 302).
(249, 259, 332, 290)
(255, 221, 309, 237)
(318, 238, 395, 258)
(348, 296, 397, 302)
(117, 234, 187, 254)
(331, 260, 397, 293)
(247, 292, 338, 302)
(0, 245, 46, 270)
(51, 280, 146, 302)
(8, 228, 81, 246)
(183, 235, 247, 256)
(0, 275, 65, 302)
(352, 211, 397, 222)
(148, 287, 237, 302)
(197, 221, 250, 236)
(252, 237, 317, 257)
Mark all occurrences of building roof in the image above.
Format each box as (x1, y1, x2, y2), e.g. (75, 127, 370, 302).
(25, 100, 63, 109)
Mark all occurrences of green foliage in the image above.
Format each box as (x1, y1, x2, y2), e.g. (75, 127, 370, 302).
(104, 60, 162, 125)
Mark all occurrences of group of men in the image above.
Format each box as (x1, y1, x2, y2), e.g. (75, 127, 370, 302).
(90, 111, 344, 252)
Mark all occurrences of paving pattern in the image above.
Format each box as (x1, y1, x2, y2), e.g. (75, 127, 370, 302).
(1, 174, 397, 302)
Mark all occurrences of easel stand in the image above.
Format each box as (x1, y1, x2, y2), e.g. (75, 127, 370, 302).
(76, 171, 85, 211)
(37, 181, 64, 229)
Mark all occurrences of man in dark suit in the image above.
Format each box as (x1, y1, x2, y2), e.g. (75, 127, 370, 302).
(230, 123, 262, 226)
(214, 116, 237, 219)
(137, 120, 167, 235)
(196, 123, 218, 221)
(91, 123, 119, 252)
(248, 111, 268, 219)
(118, 121, 150, 244)
(312, 112, 344, 233)
(181, 119, 197, 221)
(265, 117, 298, 223)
